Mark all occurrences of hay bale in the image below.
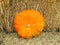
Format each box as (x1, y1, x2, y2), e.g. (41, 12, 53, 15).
(0, 0, 59, 32)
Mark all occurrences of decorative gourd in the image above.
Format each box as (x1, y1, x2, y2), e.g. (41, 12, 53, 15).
(14, 10, 45, 39)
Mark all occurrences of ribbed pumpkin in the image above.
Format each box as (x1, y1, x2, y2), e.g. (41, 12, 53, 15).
(14, 10, 45, 39)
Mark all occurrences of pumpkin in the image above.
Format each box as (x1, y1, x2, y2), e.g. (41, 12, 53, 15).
(14, 10, 45, 39)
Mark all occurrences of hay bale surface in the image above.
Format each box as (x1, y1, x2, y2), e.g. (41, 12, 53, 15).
(0, 0, 59, 32)
(0, 0, 60, 45)
(2, 31, 60, 45)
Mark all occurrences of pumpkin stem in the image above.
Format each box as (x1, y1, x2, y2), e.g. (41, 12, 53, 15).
(26, 24, 30, 28)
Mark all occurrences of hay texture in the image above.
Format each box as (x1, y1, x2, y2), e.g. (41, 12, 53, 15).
(0, 0, 59, 32)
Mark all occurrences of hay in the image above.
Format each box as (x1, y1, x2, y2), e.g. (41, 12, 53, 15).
(0, 0, 59, 32)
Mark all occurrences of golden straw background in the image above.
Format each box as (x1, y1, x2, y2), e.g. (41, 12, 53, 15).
(0, 0, 60, 45)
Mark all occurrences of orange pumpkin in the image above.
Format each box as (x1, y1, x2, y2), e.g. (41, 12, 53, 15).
(14, 10, 45, 39)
